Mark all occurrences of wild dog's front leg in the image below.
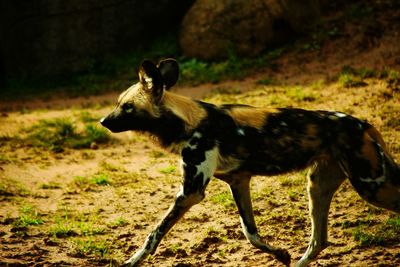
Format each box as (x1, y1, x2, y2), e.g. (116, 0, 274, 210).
(125, 146, 218, 266)
(124, 189, 204, 266)
(228, 173, 291, 266)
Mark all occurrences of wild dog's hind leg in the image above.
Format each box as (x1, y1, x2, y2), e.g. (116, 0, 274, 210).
(296, 158, 346, 267)
(226, 172, 291, 266)
(124, 147, 218, 266)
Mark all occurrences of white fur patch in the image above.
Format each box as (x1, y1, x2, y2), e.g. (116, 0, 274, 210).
(237, 128, 245, 136)
(196, 147, 218, 184)
(143, 75, 153, 89)
(360, 175, 386, 185)
(184, 132, 202, 150)
(334, 112, 347, 118)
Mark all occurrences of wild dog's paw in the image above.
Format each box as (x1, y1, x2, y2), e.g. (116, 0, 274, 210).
(123, 258, 140, 267)
(123, 249, 148, 267)
(274, 248, 291, 266)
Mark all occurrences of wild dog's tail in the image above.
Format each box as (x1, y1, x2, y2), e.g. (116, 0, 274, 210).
(336, 119, 400, 213)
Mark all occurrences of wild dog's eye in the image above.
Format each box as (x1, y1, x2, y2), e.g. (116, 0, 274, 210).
(122, 103, 135, 113)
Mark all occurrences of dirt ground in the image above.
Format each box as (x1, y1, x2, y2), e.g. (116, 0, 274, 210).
(1, 3, 400, 267)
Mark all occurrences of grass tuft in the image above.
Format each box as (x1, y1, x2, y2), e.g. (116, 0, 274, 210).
(39, 182, 62, 189)
(24, 118, 111, 152)
(158, 165, 177, 175)
(49, 221, 78, 238)
(91, 174, 110, 186)
(108, 217, 128, 228)
(0, 178, 30, 197)
(210, 191, 236, 209)
(352, 215, 400, 247)
(338, 73, 367, 88)
(72, 238, 109, 258)
(13, 205, 43, 228)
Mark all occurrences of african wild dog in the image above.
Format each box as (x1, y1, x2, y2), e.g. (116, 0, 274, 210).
(100, 59, 400, 266)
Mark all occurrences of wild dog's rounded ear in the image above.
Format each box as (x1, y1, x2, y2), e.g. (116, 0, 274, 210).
(157, 58, 179, 90)
(139, 60, 164, 102)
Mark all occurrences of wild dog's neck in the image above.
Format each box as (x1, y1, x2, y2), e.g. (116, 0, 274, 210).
(161, 91, 207, 129)
(146, 91, 207, 150)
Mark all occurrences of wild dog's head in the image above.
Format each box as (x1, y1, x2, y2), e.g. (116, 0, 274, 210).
(100, 59, 179, 133)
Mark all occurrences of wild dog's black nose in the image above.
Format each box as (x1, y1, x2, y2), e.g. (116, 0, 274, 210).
(100, 117, 107, 127)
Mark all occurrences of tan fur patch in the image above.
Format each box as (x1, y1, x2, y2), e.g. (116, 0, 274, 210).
(228, 107, 274, 130)
(162, 91, 207, 129)
(300, 124, 322, 149)
(361, 132, 380, 176)
(373, 181, 400, 211)
(365, 125, 388, 152)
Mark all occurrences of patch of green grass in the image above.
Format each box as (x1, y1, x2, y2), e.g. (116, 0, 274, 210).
(386, 69, 400, 81)
(352, 215, 400, 247)
(158, 165, 176, 175)
(78, 222, 106, 236)
(72, 238, 109, 258)
(49, 221, 78, 238)
(99, 161, 125, 172)
(286, 86, 318, 102)
(71, 173, 110, 189)
(72, 176, 90, 188)
(384, 117, 400, 130)
(169, 243, 183, 254)
(338, 217, 375, 229)
(384, 69, 400, 90)
(288, 190, 299, 201)
(180, 47, 286, 86)
(149, 150, 166, 159)
(266, 95, 289, 106)
(81, 151, 96, 159)
(338, 73, 367, 88)
(357, 67, 378, 79)
(91, 173, 110, 186)
(49, 212, 107, 238)
(353, 227, 385, 246)
(280, 176, 304, 187)
(0, 178, 30, 197)
(70, 123, 111, 149)
(310, 79, 325, 90)
(24, 118, 111, 152)
(79, 111, 100, 123)
(0, 154, 13, 164)
(336, 66, 378, 88)
(39, 182, 62, 189)
(210, 191, 236, 209)
(14, 205, 43, 228)
(210, 87, 242, 95)
(108, 217, 128, 228)
(180, 59, 221, 85)
(217, 248, 227, 258)
(26, 118, 75, 152)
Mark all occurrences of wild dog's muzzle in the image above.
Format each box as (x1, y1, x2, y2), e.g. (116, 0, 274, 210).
(100, 113, 125, 133)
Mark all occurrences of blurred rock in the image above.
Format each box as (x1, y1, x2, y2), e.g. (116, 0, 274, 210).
(180, 0, 321, 60)
(0, 0, 194, 82)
